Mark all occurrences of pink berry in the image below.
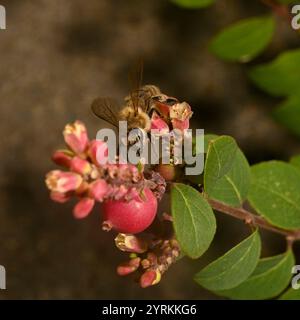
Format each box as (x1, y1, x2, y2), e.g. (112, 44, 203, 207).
(102, 188, 157, 234)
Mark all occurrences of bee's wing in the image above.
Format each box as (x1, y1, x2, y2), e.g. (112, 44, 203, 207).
(91, 97, 121, 128)
(128, 59, 144, 113)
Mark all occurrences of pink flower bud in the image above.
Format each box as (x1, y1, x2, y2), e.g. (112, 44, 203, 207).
(170, 102, 193, 121)
(70, 156, 92, 175)
(171, 118, 190, 131)
(151, 112, 169, 133)
(45, 170, 83, 193)
(117, 257, 141, 276)
(115, 233, 148, 253)
(88, 140, 108, 166)
(52, 150, 73, 167)
(50, 191, 71, 203)
(89, 179, 109, 201)
(73, 197, 95, 219)
(63, 121, 89, 154)
(140, 269, 161, 288)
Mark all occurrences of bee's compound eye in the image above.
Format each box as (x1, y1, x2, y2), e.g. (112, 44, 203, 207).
(151, 95, 161, 102)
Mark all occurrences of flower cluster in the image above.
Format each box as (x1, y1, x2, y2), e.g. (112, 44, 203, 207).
(45, 92, 193, 288)
(45, 120, 165, 219)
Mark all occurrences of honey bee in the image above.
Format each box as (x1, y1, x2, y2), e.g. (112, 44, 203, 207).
(91, 84, 178, 132)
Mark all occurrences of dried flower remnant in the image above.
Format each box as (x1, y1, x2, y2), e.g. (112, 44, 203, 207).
(115, 233, 148, 254)
(116, 235, 180, 288)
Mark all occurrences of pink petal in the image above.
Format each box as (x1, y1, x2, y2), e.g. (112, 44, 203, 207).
(70, 156, 91, 175)
(88, 140, 108, 166)
(52, 150, 73, 167)
(50, 191, 71, 203)
(63, 121, 89, 154)
(89, 179, 109, 201)
(73, 198, 95, 219)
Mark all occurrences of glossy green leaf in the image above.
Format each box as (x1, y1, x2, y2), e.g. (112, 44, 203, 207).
(204, 136, 250, 206)
(204, 136, 238, 193)
(171, 183, 216, 259)
(273, 96, 300, 136)
(204, 134, 219, 153)
(189, 134, 219, 185)
(207, 148, 251, 207)
(248, 161, 300, 229)
(194, 230, 261, 291)
(249, 49, 300, 97)
(210, 16, 275, 62)
(193, 133, 218, 155)
(217, 251, 295, 300)
(170, 0, 214, 9)
(279, 287, 300, 300)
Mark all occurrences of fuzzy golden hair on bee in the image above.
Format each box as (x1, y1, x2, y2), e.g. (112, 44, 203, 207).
(119, 106, 151, 132)
(91, 84, 173, 131)
(124, 85, 161, 112)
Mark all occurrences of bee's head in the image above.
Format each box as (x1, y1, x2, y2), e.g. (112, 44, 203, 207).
(152, 95, 178, 106)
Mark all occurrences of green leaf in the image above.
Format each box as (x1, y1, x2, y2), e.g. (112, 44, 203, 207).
(204, 136, 250, 206)
(207, 148, 251, 207)
(171, 183, 216, 259)
(194, 230, 261, 291)
(273, 95, 300, 135)
(204, 136, 238, 192)
(290, 154, 300, 171)
(279, 287, 300, 300)
(193, 134, 218, 155)
(217, 251, 295, 300)
(188, 134, 218, 185)
(210, 16, 275, 62)
(170, 0, 214, 9)
(204, 134, 219, 153)
(273, 95, 300, 136)
(249, 49, 300, 97)
(248, 161, 300, 229)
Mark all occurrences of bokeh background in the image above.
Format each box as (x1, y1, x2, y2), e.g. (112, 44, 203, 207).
(0, 0, 299, 299)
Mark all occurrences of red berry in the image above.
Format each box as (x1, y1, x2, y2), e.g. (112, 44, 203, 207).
(102, 188, 157, 234)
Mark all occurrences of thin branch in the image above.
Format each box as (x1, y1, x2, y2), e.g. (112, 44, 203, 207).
(261, 0, 293, 24)
(207, 198, 300, 242)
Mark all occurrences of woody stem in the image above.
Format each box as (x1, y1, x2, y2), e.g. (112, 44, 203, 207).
(207, 198, 300, 242)
(261, 0, 293, 23)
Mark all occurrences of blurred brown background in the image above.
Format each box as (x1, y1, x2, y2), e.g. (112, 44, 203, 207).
(0, 0, 299, 299)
